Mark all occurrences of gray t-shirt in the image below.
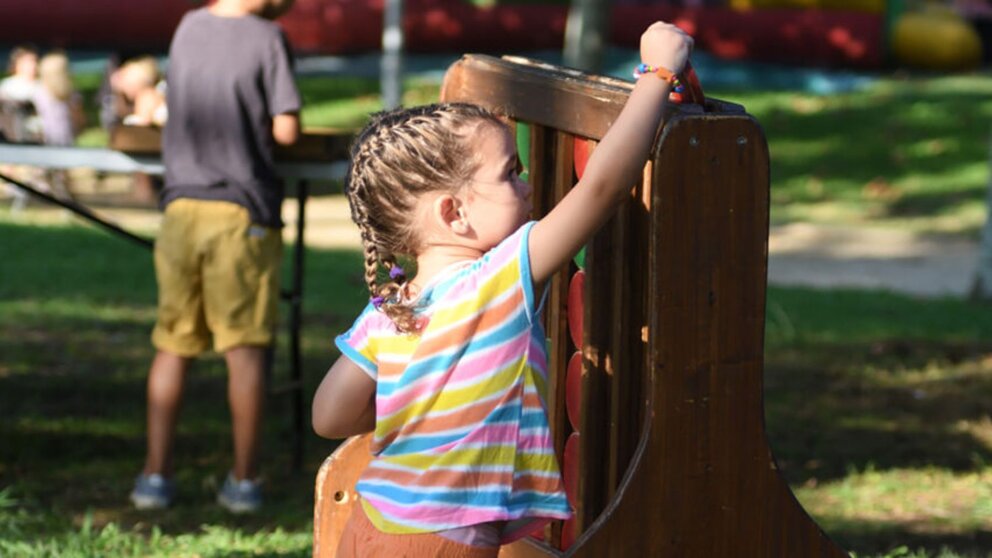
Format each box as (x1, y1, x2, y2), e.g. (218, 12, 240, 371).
(162, 8, 301, 227)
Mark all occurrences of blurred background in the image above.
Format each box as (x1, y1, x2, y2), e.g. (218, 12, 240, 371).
(1, 0, 991, 556)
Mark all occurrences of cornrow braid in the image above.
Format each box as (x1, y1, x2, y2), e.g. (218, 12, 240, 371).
(344, 103, 508, 333)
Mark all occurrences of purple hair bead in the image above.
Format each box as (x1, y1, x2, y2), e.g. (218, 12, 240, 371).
(389, 265, 405, 280)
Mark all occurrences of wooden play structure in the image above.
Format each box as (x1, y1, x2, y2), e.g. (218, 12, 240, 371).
(313, 55, 848, 556)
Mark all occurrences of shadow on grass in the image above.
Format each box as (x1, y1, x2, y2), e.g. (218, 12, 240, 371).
(6, 220, 992, 556)
(0, 220, 363, 541)
(824, 522, 992, 558)
(887, 187, 988, 220)
(712, 78, 992, 229)
(766, 339, 992, 484)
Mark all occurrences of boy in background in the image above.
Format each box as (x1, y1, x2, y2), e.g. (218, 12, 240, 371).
(130, 0, 301, 513)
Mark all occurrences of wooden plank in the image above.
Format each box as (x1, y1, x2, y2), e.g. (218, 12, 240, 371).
(603, 165, 652, 496)
(108, 124, 162, 155)
(577, 163, 614, 536)
(313, 435, 373, 558)
(441, 55, 629, 140)
(441, 55, 747, 141)
(108, 125, 354, 162)
(570, 114, 846, 557)
(545, 129, 575, 550)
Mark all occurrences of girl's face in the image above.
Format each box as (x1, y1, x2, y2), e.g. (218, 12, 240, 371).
(460, 125, 532, 251)
(14, 53, 37, 80)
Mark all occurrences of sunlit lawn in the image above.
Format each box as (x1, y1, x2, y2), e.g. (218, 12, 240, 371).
(73, 71, 992, 237)
(3, 67, 992, 556)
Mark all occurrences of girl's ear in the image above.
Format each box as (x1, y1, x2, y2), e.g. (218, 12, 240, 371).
(434, 194, 470, 236)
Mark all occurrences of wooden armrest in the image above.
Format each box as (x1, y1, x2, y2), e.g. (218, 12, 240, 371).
(109, 125, 162, 155)
(313, 434, 373, 558)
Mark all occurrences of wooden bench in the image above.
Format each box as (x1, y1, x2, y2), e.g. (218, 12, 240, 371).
(314, 54, 847, 557)
(109, 124, 354, 162)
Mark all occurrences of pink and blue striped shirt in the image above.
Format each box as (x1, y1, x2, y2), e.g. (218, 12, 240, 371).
(336, 222, 572, 543)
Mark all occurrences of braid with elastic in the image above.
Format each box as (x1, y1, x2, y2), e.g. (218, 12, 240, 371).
(343, 103, 509, 333)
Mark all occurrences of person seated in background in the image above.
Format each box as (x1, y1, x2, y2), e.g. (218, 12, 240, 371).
(27, 51, 86, 201)
(0, 45, 42, 209)
(104, 56, 168, 203)
(111, 56, 167, 126)
(0, 45, 43, 143)
(0, 45, 40, 103)
(33, 51, 85, 147)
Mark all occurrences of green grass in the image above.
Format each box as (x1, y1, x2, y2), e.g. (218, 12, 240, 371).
(764, 288, 992, 556)
(707, 75, 992, 235)
(0, 218, 365, 557)
(3, 216, 992, 557)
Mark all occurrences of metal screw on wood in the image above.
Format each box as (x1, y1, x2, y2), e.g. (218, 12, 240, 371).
(737, 136, 748, 145)
(689, 136, 699, 146)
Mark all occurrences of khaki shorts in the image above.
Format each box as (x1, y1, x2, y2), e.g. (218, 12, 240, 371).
(152, 199, 282, 356)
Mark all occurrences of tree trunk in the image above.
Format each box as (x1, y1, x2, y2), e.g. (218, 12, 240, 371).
(563, 0, 610, 73)
(381, 0, 404, 109)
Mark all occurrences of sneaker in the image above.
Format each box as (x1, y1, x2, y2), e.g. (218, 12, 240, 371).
(217, 472, 262, 513)
(130, 473, 175, 510)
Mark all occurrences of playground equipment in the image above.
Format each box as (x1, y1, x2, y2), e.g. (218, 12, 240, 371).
(313, 55, 848, 556)
(1, 0, 979, 70)
(890, 2, 983, 71)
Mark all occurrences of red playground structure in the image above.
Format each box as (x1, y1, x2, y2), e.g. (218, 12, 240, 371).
(0, 0, 886, 68)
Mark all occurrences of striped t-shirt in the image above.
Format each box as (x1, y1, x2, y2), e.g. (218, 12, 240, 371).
(336, 222, 572, 543)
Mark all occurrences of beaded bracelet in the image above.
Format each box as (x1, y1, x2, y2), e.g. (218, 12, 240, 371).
(633, 63, 686, 102)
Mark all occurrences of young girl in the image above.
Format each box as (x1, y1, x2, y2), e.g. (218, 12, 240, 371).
(313, 21, 693, 557)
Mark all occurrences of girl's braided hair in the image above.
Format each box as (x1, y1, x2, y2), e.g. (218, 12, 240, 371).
(345, 102, 508, 333)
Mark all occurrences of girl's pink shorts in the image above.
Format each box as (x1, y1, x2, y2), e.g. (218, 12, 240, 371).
(336, 503, 500, 558)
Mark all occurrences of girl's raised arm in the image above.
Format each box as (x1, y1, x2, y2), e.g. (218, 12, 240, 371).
(529, 22, 693, 284)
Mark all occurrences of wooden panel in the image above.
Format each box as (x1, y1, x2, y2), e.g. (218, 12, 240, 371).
(578, 192, 614, 534)
(569, 115, 845, 557)
(606, 179, 647, 498)
(313, 434, 373, 558)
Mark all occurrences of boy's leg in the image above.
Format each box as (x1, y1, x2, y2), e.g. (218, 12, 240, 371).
(199, 201, 282, 482)
(143, 349, 192, 476)
(224, 345, 267, 481)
